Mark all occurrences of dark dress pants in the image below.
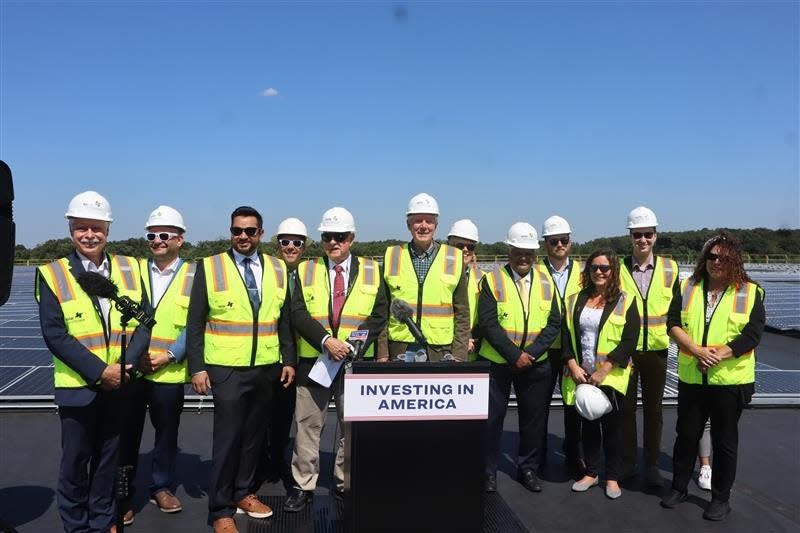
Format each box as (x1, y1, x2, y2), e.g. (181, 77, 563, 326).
(622, 349, 667, 470)
(539, 348, 563, 464)
(254, 377, 296, 490)
(485, 357, 552, 477)
(582, 387, 624, 480)
(208, 364, 279, 522)
(671, 381, 746, 503)
(58, 390, 122, 533)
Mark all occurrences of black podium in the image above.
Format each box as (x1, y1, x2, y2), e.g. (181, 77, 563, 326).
(342, 361, 489, 532)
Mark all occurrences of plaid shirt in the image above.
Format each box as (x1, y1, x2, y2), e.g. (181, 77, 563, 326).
(410, 241, 437, 283)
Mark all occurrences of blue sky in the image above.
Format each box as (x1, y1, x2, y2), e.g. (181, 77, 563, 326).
(2, 1, 797, 247)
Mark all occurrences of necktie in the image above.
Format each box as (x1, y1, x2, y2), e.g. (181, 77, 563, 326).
(243, 257, 260, 310)
(517, 276, 529, 315)
(332, 264, 345, 330)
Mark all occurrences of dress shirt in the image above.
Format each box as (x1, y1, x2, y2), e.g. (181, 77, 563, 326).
(232, 249, 262, 296)
(546, 258, 570, 297)
(410, 241, 436, 283)
(77, 251, 111, 328)
(328, 254, 352, 291)
(631, 254, 655, 295)
(149, 257, 182, 307)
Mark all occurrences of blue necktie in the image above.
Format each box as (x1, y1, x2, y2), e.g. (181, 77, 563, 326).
(243, 257, 260, 310)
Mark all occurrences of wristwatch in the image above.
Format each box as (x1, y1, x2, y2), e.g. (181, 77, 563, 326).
(167, 351, 177, 364)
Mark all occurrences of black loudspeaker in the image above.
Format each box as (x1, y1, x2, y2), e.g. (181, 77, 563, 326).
(0, 160, 14, 307)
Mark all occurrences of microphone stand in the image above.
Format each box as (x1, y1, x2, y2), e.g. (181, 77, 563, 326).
(114, 310, 135, 533)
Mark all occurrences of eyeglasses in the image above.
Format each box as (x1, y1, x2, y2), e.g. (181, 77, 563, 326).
(231, 226, 260, 237)
(279, 238, 304, 248)
(146, 232, 180, 242)
(706, 252, 730, 263)
(454, 242, 476, 252)
(321, 232, 350, 243)
(589, 264, 612, 273)
(632, 231, 655, 240)
(547, 237, 570, 246)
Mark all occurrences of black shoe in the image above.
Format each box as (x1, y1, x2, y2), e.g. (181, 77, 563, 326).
(519, 470, 543, 493)
(660, 489, 687, 509)
(284, 489, 313, 512)
(703, 500, 731, 521)
(485, 475, 497, 493)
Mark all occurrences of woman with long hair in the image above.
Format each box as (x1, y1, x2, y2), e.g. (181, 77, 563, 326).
(562, 248, 640, 499)
(661, 233, 765, 521)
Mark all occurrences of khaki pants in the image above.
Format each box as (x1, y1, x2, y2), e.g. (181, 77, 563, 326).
(290, 373, 345, 492)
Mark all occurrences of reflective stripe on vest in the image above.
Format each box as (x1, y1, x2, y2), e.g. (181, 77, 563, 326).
(619, 256, 677, 351)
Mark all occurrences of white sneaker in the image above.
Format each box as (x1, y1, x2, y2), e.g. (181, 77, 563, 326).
(697, 465, 712, 491)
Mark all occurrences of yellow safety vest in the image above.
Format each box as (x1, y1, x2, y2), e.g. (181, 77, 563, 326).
(538, 258, 582, 350)
(466, 264, 484, 331)
(140, 259, 195, 384)
(202, 253, 287, 367)
(561, 291, 635, 405)
(36, 255, 143, 389)
(678, 278, 760, 385)
(383, 244, 462, 345)
(620, 256, 678, 351)
(479, 266, 555, 365)
(296, 256, 380, 359)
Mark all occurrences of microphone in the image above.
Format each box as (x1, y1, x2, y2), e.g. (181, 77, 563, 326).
(391, 299, 427, 346)
(0, 160, 13, 307)
(74, 271, 156, 328)
(347, 329, 369, 360)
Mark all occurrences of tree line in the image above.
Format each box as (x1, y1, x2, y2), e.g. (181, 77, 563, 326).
(14, 227, 800, 263)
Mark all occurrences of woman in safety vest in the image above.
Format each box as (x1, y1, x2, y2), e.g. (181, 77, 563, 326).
(661, 234, 764, 521)
(562, 248, 640, 500)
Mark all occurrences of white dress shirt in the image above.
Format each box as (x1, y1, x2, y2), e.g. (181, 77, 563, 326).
(77, 251, 111, 328)
(149, 257, 182, 307)
(231, 249, 262, 296)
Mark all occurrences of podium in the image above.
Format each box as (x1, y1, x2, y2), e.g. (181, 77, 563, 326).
(342, 361, 490, 532)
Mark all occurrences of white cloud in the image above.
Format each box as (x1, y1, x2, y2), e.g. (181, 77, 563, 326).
(261, 88, 279, 97)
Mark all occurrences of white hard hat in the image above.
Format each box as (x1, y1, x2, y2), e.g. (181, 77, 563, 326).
(504, 222, 540, 250)
(447, 219, 479, 242)
(65, 191, 113, 222)
(626, 206, 659, 229)
(574, 384, 612, 421)
(318, 207, 356, 233)
(276, 217, 307, 238)
(406, 193, 440, 216)
(541, 215, 572, 237)
(145, 205, 186, 231)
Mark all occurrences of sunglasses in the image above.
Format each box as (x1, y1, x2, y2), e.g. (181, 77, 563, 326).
(589, 264, 612, 273)
(231, 226, 260, 237)
(547, 237, 570, 246)
(279, 238, 304, 248)
(454, 242, 476, 252)
(632, 231, 655, 240)
(706, 252, 730, 263)
(321, 232, 350, 243)
(145, 232, 180, 242)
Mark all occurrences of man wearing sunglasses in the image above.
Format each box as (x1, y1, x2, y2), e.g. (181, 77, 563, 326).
(447, 219, 483, 359)
(619, 206, 679, 487)
(254, 217, 308, 491)
(379, 193, 470, 362)
(120, 206, 192, 524)
(284, 207, 388, 513)
(186, 206, 298, 533)
(538, 215, 585, 478)
(478, 222, 562, 494)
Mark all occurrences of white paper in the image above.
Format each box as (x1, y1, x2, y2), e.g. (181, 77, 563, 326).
(308, 350, 345, 388)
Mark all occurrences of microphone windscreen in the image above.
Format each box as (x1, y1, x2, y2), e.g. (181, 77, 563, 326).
(74, 271, 118, 299)
(391, 298, 414, 322)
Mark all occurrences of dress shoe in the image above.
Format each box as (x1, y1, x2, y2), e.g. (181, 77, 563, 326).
(213, 517, 239, 533)
(645, 466, 664, 487)
(703, 500, 731, 521)
(236, 494, 273, 518)
(660, 489, 687, 509)
(519, 470, 542, 492)
(605, 484, 622, 499)
(150, 489, 182, 513)
(284, 489, 313, 512)
(485, 475, 497, 493)
(571, 476, 599, 492)
(123, 509, 135, 526)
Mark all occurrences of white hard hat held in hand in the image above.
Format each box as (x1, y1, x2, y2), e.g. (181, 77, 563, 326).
(504, 222, 540, 250)
(575, 383, 612, 421)
(541, 215, 571, 237)
(145, 205, 186, 231)
(626, 206, 658, 229)
(318, 207, 356, 233)
(448, 219, 479, 242)
(276, 217, 308, 238)
(406, 193, 440, 216)
(65, 191, 113, 222)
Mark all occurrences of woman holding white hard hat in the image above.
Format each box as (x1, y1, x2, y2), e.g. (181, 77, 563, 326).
(561, 248, 640, 499)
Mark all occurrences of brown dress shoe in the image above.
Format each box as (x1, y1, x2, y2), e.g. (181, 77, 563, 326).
(236, 494, 273, 518)
(123, 509, 135, 526)
(213, 517, 239, 533)
(150, 489, 183, 513)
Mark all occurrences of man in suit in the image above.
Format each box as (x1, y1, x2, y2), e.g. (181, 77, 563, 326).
(120, 206, 192, 524)
(36, 190, 151, 533)
(284, 207, 388, 512)
(379, 193, 470, 362)
(186, 206, 298, 533)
